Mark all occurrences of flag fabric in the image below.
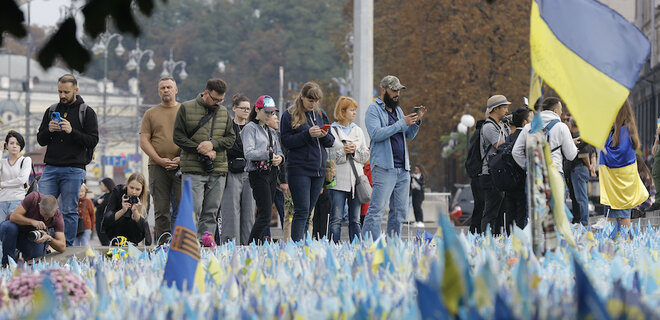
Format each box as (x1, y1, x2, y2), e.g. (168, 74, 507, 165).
(529, 0, 650, 147)
(543, 141, 576, 248)
(574, 258, 612, 320)
(599, 127, 649, 210)
(163, 178, 201, 291)
(27, 276, 56, 320)
(415, 279, 449, 320)
(528, 68, 543, 110)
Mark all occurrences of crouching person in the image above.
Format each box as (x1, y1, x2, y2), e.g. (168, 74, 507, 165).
(102, 173, 150, 245)
(0, 193, 66, 266)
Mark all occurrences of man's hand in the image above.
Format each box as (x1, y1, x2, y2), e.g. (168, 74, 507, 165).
(31, 220, 46, 230)
(197, 141, 214, 154)
(35, 230, 51, 244)
(656, 126, 660, 136)
(344, 142, 356, 154)
(59, 118, 73, 134)
(573, 137, 580, 145)
(403, 113, 419, 126)
(205, 150, 217, 160)
(272, 154, 283, 166)
(48, 120, 62, 132)
(416, 105, 427, 120)
(171, 157, 181, 166)
(280, 183, 289, 195)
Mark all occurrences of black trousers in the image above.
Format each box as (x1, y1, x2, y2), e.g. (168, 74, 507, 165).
(480, 174, 505, 235)
(411, 189, 425, 222)
(312, 189, 331, 239)
(469, 176, 485, 234)
(504, 186, 527, 234)
(248, 169, 277, 244)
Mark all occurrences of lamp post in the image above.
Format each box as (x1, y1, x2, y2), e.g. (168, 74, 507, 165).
(125, 39, 155, 172)
(92, 30, 125, 177)
(458, 103, 475, 182)
(160, 48, 188, 81)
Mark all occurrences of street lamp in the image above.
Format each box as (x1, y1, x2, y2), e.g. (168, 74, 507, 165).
(92, 30, 125, 177)
(460, 103, 475, 149)
(160, 48, 188, 80)
(125, 39, 155, 172)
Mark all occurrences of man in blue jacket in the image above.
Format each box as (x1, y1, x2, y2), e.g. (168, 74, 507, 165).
(362, 75, 426, 238)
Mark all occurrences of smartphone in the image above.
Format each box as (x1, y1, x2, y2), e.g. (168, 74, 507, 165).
(51, 112, 61, 122)
(321, 124, 331, 131)
(413, 106, 421, 114)
(657, 117, 660, 129)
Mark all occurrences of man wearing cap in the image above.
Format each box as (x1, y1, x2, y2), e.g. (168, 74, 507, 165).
(480, 95, 511, 234)
(361, 75, 426, 238)
(173, 78, 236, 238)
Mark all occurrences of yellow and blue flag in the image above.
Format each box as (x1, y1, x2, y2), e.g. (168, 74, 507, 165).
(27, 276, 56, 320)
(599, 127, 648, 209)
(574, 258, 612, 320)
(530, 0, 650, 147)
(163, 178, 201, 291)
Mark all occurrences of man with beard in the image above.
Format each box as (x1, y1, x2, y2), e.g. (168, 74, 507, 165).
(140, 77, 182, 244)
(361, 75, 426, 238)
(36, 74, 99, 246)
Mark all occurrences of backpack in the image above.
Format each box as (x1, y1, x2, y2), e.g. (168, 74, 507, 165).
(465, 119, 488, 178)
(48, 103, 94, 164)
(487, 138, 525, 192)
(543, 119, 562, 153)
(20, 157, 39, 195)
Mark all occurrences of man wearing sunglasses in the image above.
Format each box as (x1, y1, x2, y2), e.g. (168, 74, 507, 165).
(173, 79, 236, 238)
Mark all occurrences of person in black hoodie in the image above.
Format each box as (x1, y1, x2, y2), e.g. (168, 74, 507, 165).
(103, 173, 150, 245)
(36, 74, 99, 246)
(94, 177, 115, 245)
(280, 82, 335, 242)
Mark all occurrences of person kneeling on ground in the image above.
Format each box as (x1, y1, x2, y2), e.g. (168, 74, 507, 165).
(0, 193, 66, 266)
(102, 173, 150, 245)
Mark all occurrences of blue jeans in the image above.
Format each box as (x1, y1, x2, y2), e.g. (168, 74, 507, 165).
(570, 165, 590, 226)
(73, 229, 92, 246)
(329, 189, 361, 243)
(0, 200, 22, 222)
(289, 175, 325, 242)
(38, 165, 86, 246)
(0, 221, 47, 265)
(361, 166, 410, 239)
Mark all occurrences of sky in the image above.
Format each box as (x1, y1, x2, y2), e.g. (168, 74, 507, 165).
(20, 0, 78, 28)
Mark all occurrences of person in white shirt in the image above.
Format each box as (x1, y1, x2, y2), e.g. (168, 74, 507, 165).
(512, 97, 578, 174)
(0, 131, 31, 221)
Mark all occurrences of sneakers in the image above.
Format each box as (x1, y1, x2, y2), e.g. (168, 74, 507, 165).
(413, 221, 425, 228)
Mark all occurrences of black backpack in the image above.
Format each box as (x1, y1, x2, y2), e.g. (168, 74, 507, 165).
(48, 103, 94, 164)
(487, 138, 525, 192)
(465, 119, 487, 178)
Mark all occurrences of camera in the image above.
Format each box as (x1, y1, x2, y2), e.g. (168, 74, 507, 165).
(27, 230, 43, 242)
(198, 154, 214, 173)
(502, 114, 512, 125)
(128, 195, 139, 204)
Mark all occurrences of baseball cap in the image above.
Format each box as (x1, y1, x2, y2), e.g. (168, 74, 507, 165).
(255, 95, 278, 112)
(485, 95, 511, 115)
(379, 75, 406, 90)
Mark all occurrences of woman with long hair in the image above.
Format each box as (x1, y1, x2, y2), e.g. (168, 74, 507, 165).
(599, 100, 648, 227)
(410, 164, 426, 227)
(219, 93, 255, 245)
(280, 82, 335, 242)
(0, 131, 30, 221)
(102, 173, 150, 245)
(94, 177, 115, 245)
(327, 96, 369, 243)
(242, 95, 284, 244)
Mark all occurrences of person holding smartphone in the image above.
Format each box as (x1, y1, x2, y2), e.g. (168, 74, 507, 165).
(102, 173, 150, 245)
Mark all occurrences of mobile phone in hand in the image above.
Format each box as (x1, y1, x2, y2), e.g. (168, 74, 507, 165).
(51, 112, 61, 122)
(413, 106, 421, 114)
(321, 124, 331, 131)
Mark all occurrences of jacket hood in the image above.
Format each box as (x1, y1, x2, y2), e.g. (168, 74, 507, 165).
(540, 110, 561, 125)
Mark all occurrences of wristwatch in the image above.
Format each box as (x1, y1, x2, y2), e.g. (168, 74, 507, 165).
(45, 235, 52, 246)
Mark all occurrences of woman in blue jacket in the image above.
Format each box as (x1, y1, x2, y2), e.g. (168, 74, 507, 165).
(280, 82, 335, 241)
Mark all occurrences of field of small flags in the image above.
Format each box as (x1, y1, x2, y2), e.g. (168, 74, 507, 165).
(1, 216, 659, 319)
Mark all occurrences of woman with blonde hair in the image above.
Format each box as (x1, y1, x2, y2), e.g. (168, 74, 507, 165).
(102, 173, 150, 244)
(599, 100, 648, 227)
(327, 96, 369, 242)
(281, 82, 335, 242)
(73, 183, 95, 246)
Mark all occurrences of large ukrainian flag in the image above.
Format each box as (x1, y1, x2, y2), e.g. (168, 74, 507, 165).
(163, 178, 202, 291)
(530, 0, 650, 148)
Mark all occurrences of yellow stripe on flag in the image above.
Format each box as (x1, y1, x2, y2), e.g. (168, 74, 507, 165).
(195, 263, 206, 293)
(530, 1, 629, 148)
(599, 163, 649, 209)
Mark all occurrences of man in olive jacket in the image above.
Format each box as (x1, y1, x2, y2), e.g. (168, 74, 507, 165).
(173, 79, 235, 237)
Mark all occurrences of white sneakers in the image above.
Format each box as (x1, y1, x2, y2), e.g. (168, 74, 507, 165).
(413, 221, 425, 228)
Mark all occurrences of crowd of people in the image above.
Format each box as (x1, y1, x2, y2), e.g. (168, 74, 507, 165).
(0, 73, 429, 266)
(467, 94, 651, 236)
